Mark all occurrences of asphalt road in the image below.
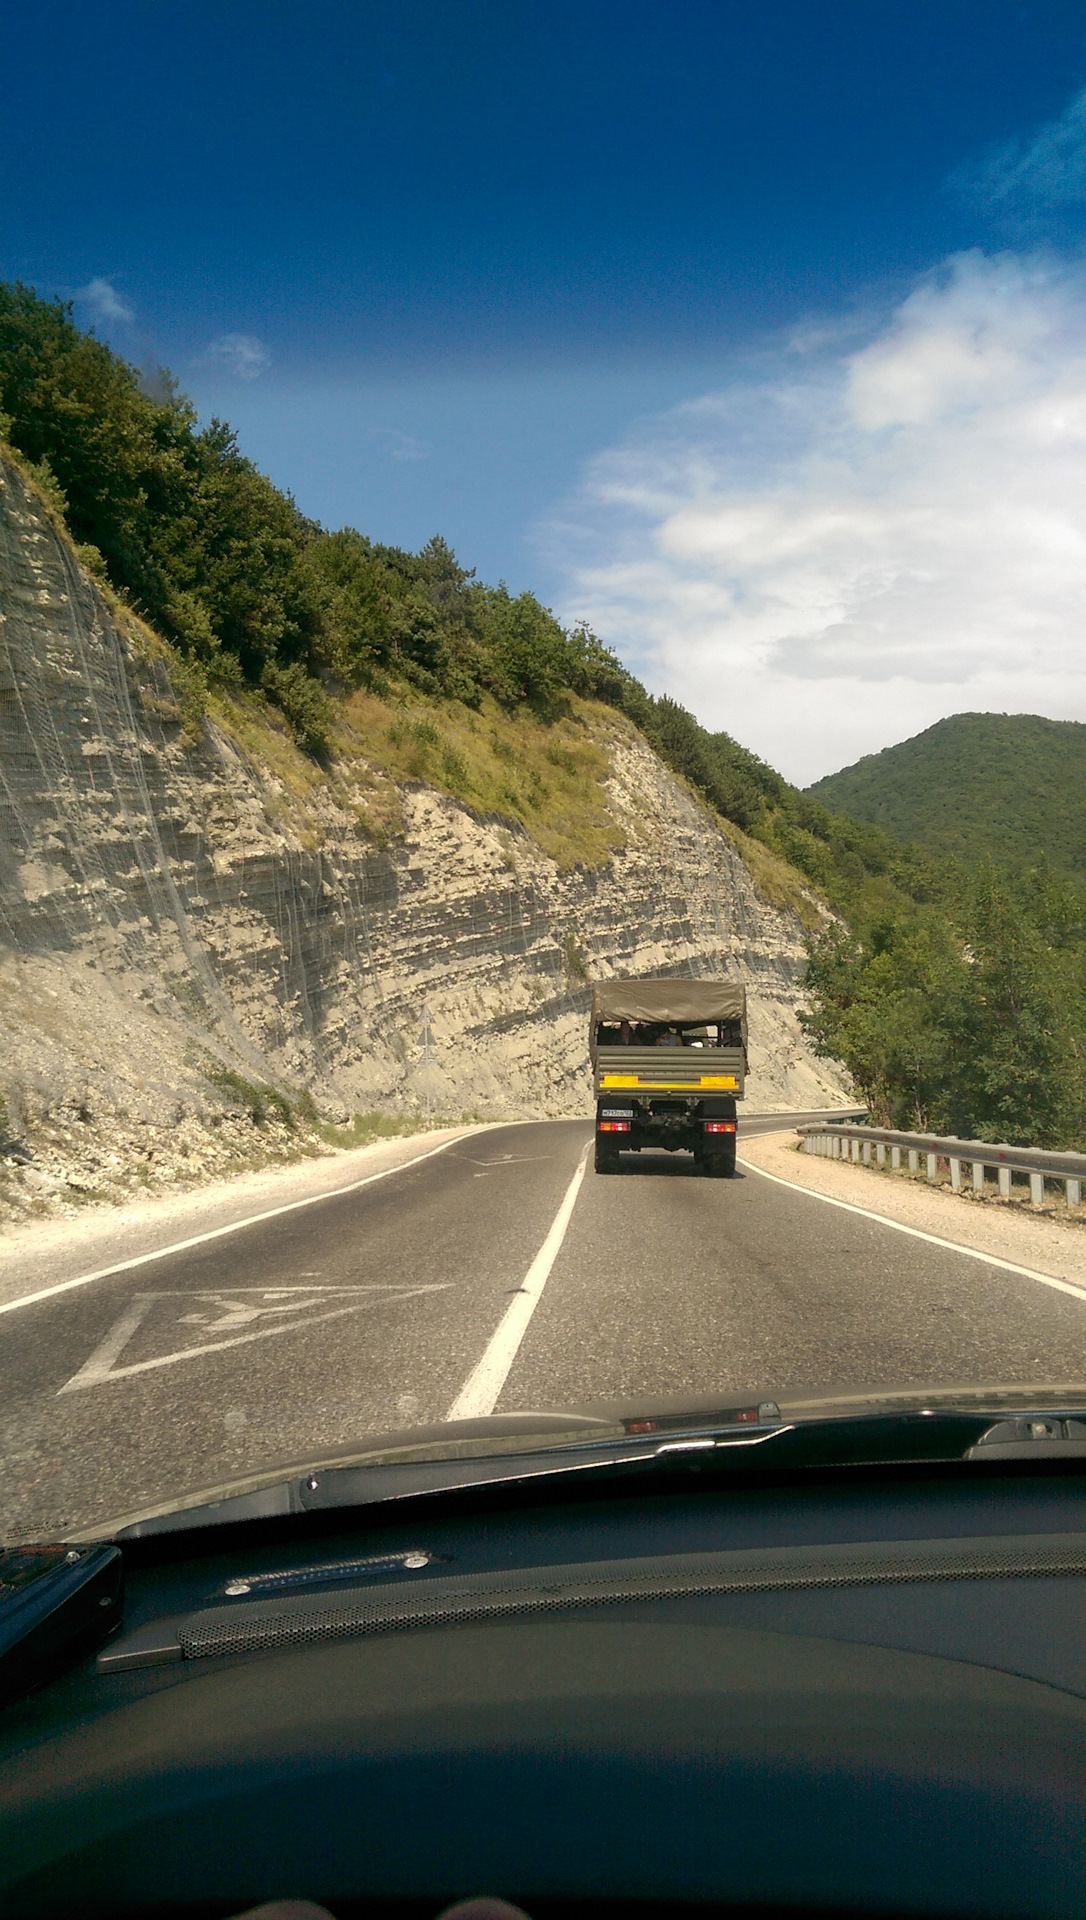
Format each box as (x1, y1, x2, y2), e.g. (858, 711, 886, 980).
(3, 1111, 1086, 1541)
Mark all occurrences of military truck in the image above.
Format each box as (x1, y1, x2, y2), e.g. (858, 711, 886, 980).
(591, 978, 747, 1177)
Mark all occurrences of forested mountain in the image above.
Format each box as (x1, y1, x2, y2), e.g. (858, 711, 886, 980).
(807, 713, 1086, 881)
(801, 715, 1086, 1146)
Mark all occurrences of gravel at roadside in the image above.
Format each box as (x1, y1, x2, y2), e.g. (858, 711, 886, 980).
(738, 1127, 1086, 1288)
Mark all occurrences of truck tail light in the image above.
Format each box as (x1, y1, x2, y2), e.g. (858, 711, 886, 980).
(599, 1120, 630, 1132)
(705, 1120, 736, 1133)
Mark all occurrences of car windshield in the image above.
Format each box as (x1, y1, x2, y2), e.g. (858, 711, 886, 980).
(2, 6, 1086, 1542)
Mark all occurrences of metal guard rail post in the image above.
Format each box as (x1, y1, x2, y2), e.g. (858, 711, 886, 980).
(796, 1124, 1086, 1209)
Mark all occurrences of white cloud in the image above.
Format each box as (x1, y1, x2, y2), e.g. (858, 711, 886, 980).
(76, 277, 134, 324)
(205, 333, 270, 379)
(954, 86, 1086, 224)
(548, 250, 1086, 785)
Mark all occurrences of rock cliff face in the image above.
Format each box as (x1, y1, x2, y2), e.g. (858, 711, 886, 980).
(0, 453, 848, 1199)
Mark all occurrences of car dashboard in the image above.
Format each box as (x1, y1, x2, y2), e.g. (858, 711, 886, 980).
(1, 1455, 1085, 1920)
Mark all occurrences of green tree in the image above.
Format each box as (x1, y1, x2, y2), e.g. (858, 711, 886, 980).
(474, 585, 576, 716)
(309, 527, 392, 683)
(801, 863, 1086, 1147)
(0, 283, 322, 688)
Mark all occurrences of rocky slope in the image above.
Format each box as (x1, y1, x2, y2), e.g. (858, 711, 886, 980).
(0, 454, 849, 1218)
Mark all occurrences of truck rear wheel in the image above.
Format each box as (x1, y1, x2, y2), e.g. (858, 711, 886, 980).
(696, 1146, 735, 1178)
(594, 1140, 620, 1174)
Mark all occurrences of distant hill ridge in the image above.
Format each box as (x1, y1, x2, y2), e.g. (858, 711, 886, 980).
(806, 713, 1086, 879)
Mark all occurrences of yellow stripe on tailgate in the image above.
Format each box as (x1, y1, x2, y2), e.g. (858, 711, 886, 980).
(599, 1074, 739, 1092)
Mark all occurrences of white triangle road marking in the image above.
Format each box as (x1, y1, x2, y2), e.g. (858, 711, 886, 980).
(58, 1284, 452, 1394)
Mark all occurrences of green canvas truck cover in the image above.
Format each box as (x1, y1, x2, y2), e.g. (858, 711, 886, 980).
(590, 979, 747, 1054)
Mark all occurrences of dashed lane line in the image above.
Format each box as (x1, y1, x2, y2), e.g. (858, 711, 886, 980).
(447, 1144, 591, 1420)
(0, 1127, 491, 1317)
(736, 1154, 1086, 1305)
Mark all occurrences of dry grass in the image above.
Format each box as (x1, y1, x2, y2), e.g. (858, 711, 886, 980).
(716, 817, 827, 931)
(308, 1109, 469, 1149)
(337, 686, 625, 870)
(137, 663, 623, 872)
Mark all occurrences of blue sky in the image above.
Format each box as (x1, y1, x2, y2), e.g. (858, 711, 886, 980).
(6, 1, 1086, 778)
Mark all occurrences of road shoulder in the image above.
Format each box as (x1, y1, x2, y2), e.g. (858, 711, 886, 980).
(739, 1128, 1086, 1287)
(0, 1123, 494, 1309)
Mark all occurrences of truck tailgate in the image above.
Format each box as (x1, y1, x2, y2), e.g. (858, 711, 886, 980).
(594, 1047, 744, 1096)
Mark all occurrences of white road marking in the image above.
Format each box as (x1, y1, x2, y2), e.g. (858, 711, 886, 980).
(66, 1294, 155, 1385)
(173, 1288, 340, 1333)
(58, 1283, 452, 1393)
(447, 1145, 590, 1421)
(737, 1155, 1086, 1304)
(0, 1127, 491, 1317)
(455, 1153, 554, 1167)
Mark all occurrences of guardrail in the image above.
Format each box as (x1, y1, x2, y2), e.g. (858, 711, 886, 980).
(796, 1123, 1085, 1210)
